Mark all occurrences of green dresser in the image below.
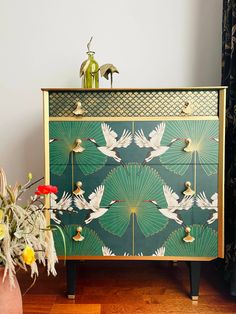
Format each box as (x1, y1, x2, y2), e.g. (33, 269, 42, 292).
(43, 88, 226, 299)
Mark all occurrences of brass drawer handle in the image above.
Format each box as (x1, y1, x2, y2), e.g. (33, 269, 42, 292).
(73, 100, 84, 116)
(183, 181, 195, 196)
(72, 226, 85, 242)
(183, 226, 195, 243)
(73, 181, 85, 196)
(184, 138, 193, 152)
(181, 101, 194, 115)
(73, 139, 85, 153)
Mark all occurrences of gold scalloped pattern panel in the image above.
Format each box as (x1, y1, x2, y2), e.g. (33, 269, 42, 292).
(49, 90, 218, 117)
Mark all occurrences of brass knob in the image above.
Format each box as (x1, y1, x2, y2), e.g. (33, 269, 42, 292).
(183, 226, 195, 243)
(72, 226, 85, 242)
(183, 181, 195, 196)
(184, 138, 193, 152)
(73, 100, 84, 116)
(73, 181, 85, 196)
(72, 139, 85, 153)
(181, 101, 194, 115)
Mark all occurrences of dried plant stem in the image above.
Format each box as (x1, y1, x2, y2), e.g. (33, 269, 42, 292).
(22, 274, 37, 296)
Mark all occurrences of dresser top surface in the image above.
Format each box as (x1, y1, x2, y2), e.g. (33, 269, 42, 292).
(41, 86, 227, 92)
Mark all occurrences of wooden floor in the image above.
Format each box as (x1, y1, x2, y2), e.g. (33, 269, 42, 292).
(18, 260, 236, 314)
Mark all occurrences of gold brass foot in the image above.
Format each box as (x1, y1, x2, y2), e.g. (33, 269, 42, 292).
(192, 296, 199, 301)
(67, 294, 75, 300)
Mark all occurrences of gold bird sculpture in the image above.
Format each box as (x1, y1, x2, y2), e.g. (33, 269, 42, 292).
(100, 64, 119, 88)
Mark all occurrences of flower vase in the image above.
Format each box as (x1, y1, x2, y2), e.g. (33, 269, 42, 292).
(0, 267, 23, 314)
(81, 52, 99, 88)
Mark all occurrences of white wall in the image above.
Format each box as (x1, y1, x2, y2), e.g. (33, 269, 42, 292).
(0, 0, 223, 185)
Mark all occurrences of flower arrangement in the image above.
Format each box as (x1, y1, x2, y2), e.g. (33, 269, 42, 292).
(0, 168, 71, 288)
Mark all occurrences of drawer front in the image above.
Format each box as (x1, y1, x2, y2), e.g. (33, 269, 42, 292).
(50, 162, 218, 257)
(48, 89, 218, 117)
(49, 120, 219, 174)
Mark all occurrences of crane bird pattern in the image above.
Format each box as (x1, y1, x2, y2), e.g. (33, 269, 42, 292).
(82, 123, 132, 166)
(74, 185, 123, 224)
(50, 121, 219, 257)
(144, 185, 194, 225)
(134, 122, 181, 164)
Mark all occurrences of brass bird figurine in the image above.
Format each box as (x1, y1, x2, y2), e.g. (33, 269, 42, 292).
(100, 64, 119, 88)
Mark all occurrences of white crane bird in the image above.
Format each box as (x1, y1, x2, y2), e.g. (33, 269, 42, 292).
(74, 185, 122, 224)
(83, 123, 132, 165)
(144, 185, 194, 224)
(134, 122, 180, 164)
(196, 192, 218, 224)
(50, 192, 73, 224)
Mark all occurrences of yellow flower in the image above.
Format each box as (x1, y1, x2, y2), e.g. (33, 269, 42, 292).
(28, 172, 33, 181)
(0, 209, 3, 221)
(22, 245, 36, 265)
(0, 223, 6, 240)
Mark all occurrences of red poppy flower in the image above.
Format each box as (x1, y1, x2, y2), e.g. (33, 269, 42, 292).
(35, 185, 58, 195)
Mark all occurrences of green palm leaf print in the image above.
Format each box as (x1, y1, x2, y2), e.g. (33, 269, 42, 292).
(160, 121, 218, 176)
(164, 225, 217, 257)
(99, 164, 168, 237)
(49, 122, 107, 175)
(53, 225, 105, 256)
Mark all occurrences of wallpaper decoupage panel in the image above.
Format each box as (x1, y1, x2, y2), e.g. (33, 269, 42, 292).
(49, 120, 219, 258)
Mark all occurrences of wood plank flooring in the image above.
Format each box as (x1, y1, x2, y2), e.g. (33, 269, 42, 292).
(18, 260, 236, 314)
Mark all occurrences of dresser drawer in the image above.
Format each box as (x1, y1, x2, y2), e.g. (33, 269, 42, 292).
(48, 89, 219, 117)
(50, 162, 218, 258)
(49, 120, 219, 170)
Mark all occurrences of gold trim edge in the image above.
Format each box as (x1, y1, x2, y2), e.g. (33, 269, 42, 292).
(56, 256, 217, 261)
(218, 89, 226, 258)
(49, 116, 219, 122)
(43, 91, 50, 224)
(42, 87, 228, 91)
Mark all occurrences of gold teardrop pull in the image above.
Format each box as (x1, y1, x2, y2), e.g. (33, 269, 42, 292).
(73, 101, 84, 116)
(72, 226, 84, 242)
(181, 101, 194, 115)
(72, 139, 85, 153)
(183, 226, 195, 243)
(183, 181, 195, 196)
(73, 181, 85, 196)
(184, 138, 193, 152)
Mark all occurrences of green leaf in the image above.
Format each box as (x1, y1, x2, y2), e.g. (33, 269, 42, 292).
(53, 225, 105, 256)
(49, 122, 107, 176)
(100, 164, 168, 237)
(160, 121, 218, 176)
(164, 225, 218, 257)
(50, 224, 67, 260)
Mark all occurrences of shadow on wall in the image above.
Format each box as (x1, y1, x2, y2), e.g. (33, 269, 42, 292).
(24, 120, 45, 185)
(192, 0, 222, 85)
(4, 120, 45, 197)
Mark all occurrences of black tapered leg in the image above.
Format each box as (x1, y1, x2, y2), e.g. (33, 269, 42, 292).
(66, 260, 78, 299)
(188, 261, 201, 300)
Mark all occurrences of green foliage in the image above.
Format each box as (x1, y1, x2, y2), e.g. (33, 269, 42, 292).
(160, 121, 218, 175)
(53, 225, 105, 256)
(164, 224, 218, 256)
(49, 122, 107, 176)
(100, 164, 168, 237)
